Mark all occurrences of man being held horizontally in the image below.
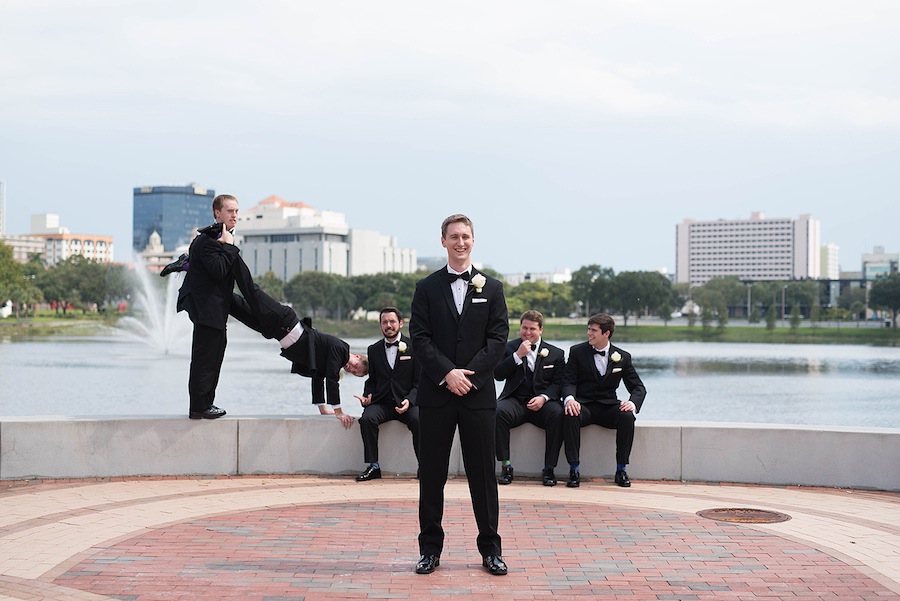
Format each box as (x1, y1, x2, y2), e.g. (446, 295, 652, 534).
(170, 213, 366, 425)
(226, 257, 368, 428)
(494, 310, 566, 486)
(561, 313, 646, 488)
(410, 214, 509, 576)
(353, 306, 421, 481)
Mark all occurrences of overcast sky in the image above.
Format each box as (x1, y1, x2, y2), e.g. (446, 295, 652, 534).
(1, 0, 898, 275)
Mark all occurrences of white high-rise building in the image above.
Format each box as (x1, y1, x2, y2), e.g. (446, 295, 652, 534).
(675, 212, 821, 285)
(236, 196, 416, 280)
(820, 243, 840, 280)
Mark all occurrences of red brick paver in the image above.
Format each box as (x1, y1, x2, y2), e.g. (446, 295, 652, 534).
(1, 476, 898, 600)
(51, 500, 895, 601)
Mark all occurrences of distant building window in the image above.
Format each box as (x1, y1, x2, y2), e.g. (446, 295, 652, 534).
(271, 234, 296, 243)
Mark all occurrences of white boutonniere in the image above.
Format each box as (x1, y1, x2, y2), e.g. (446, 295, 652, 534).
(538, 348, 549, 358)
(610, 351, 622, 363)
(398, 340, 408, 353)
(470, 273, 487, 293)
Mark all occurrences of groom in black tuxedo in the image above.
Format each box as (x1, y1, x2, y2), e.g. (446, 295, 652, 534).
(561, 313, 646, 488)
(410, 214, 509, 576)
(353, 307, 421, 481)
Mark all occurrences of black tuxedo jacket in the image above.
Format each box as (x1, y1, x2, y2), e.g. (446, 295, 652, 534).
(561, 341, 646, 411)
(410, 267, 508, 409)
(494, 339, 565, 402)
(176, 232, 240, 329)
(278, 317, 350, 406)
(364, 334, 420, 407)
(225, 258, 347, 406)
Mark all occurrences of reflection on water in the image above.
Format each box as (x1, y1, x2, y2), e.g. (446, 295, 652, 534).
(629, 342, 900, 428)
(1, 334, 899, 429)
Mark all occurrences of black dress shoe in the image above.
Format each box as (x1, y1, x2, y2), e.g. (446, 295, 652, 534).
(415, 554, 440, 574)
(498, 465, 514, 485)
(189, 405, 226, 419)
(542, 467, 557, 487)
(482, 555, 508, 576)
(160, 253, 189, 277)
(614, 469, 631, 487)
(356, 465, 382, 482)
(566, 469, 580, 488)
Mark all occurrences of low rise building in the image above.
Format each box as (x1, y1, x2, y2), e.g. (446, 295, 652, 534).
(236, 196, 416, 280)
(862, 246, 899, 281)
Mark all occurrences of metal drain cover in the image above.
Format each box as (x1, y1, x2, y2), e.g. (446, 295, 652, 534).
(697, 508, 791, 523)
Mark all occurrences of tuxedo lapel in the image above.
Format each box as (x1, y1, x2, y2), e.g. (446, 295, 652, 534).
(458, 269, 478, 321)
(532, 343, 543, 384)
(597, 344, 617, 383)
(440, 269, 460, 322)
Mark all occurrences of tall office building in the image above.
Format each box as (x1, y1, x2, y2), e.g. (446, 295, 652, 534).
(675, 212, 821, 285)
(132, 184, 215, 253)
(820, 243, 840, 280)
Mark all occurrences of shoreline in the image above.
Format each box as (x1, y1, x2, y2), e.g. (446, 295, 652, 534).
(2, 315, 897, 346)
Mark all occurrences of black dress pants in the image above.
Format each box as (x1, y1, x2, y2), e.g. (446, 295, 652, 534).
(495, 398, 564, 468)
(563, 402, 636, 467)
(418, 403, 501, 558)
(188, 323, 227, 413)
(359, 403, 420, 464)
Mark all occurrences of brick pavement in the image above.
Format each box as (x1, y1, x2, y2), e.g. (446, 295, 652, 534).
(1, 476, 898, 600)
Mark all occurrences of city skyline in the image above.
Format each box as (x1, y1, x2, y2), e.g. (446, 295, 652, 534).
(2, 1, 897, 274)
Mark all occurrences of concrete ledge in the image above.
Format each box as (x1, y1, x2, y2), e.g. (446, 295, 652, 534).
(1, 417, 898, 490)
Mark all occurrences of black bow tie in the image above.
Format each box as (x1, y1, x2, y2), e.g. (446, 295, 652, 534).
(593, 348, 606, 356)
(385, 340, 399, 347)
(448, 271, 470, 282)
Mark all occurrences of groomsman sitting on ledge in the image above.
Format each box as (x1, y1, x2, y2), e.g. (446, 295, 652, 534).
(494, 310, 566, 486)
(561, 313, 646, 489)
(353, 307, 421, 482)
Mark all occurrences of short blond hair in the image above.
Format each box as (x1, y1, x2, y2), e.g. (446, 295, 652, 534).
(212, 194, 238, 211)
(441, 214, 474, 238)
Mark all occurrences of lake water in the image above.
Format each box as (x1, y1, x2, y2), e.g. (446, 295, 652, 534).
(1, 326, 899, 429)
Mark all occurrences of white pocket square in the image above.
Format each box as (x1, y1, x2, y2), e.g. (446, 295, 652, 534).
(472, 298, 487, 304)
(612, 367, 622, 373)
(399, 355, 412, 360)
(543, 364, 554, 369)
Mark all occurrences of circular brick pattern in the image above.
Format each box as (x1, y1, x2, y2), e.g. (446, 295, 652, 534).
(55, 500, 893, 600)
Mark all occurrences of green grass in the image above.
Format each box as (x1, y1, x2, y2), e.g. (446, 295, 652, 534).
(540, 322, 900, 346)
(2, 311, 897, 346)
(0, 310, 120, 337)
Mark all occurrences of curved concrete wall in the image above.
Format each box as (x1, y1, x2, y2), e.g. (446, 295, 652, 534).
(1, 417, 898, 491)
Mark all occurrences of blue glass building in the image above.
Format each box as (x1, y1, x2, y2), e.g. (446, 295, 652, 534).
(132, 185, 215, 252)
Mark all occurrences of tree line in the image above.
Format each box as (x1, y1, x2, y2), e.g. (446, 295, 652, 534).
(1, 242, 899, 328)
